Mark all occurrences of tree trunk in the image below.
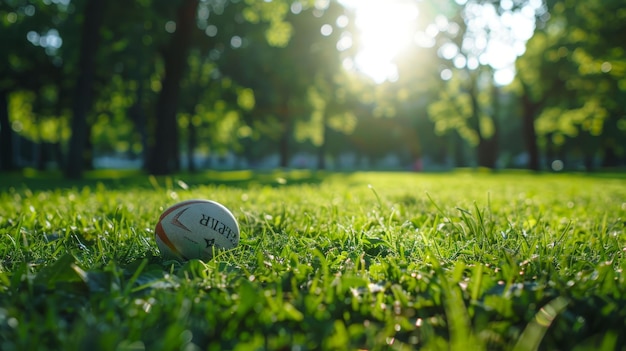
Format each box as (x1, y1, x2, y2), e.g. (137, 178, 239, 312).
(452, 132, 467, 167)
(482, 84, 500, 169)
(129, 82, 148, 166)
(317, 116, 328, 170)
(84, 129, 94, 170)
(545, 132, 555, 169)
(469, 84, 498, 169)
(35, 142, 46, 171)
(521, 85, 540, 171)
(602, 143, 620, 168)
(584, 153, 594, 171)
(279, 119, 290, 168)
(476, 137, 497, 168)
(187, 122, 197, 172)
(147, 0, 199, 175)
(278, 96, 291, 168)
(65, 0, 105, 179)
(186, 66, 210, 173)
(52, 142, 64, 170)
(0, 89, 15, 171)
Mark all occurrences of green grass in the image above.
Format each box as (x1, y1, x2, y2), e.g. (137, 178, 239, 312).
(0, 170, 625, 350)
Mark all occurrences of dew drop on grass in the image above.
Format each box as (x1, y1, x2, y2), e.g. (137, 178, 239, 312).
(176, 180, 189, 190)
(393, 301, 402, 315)
(368, 283, 384, 293)
(459, 281, 468, 291)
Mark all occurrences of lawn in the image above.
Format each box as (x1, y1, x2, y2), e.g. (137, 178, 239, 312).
(0, 170, 625, 350)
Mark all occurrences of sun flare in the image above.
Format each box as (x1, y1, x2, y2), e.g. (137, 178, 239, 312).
(343, 0, 419, 83)
(341, 0, 540, 86)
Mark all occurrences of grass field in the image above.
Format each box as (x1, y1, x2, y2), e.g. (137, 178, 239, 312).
(0, 170, 625, 350)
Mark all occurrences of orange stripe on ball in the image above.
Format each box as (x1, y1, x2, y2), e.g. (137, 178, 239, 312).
(155, 220, 185, 259)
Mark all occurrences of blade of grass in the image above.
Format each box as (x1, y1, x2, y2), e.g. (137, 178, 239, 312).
(512, 296, 569, 351)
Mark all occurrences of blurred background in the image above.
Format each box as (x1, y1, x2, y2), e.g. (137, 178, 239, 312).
(1, 0, 624, 178)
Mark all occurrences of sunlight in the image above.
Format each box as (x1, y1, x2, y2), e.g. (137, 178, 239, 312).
(341, 0, 419, 83)
(341, 0, 540, 86)
(464, 2, 539, 85)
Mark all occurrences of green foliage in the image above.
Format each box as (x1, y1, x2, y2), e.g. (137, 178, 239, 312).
(515, 0, 626, 159)
(0, 171, 625, 350)
(8, 91, 70, 144)
(428, 77, 480, 146)
(240, 0, 295, 48)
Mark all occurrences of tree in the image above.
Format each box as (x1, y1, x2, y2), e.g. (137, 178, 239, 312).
(103, 0, 168, 167)
(427, 68, 498, 168)
(515, 0, 626, 169)
(0, 1, 67, 171)
(146, 0, 315, 173)
(513, 31, 556, 171)
(219, 0, 342, 168)
(65, 0, 106, 179)
(0, 89, 11, 171)
(425, 1, 506, 169)
(145, 0, 199, 175)
(285, 0, 359, 170)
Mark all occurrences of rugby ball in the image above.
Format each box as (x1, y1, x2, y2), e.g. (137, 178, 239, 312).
(155, 199, 240, 261)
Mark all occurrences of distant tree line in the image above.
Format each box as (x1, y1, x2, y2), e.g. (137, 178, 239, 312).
(1, 0, 624, 177)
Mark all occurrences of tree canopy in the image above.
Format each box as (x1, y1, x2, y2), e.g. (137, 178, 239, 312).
(1, 0, 624, 174)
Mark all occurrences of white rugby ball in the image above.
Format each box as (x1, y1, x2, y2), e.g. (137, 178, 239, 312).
(155, 199, 240, 261)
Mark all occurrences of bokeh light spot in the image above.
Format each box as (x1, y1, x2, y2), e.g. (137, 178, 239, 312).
(165, 21, 176, 34)
(205, 25, 218, 37)
(440, 69, 453, 80)
(551, 160, 564, 172)
(320, 24, 333, 36)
